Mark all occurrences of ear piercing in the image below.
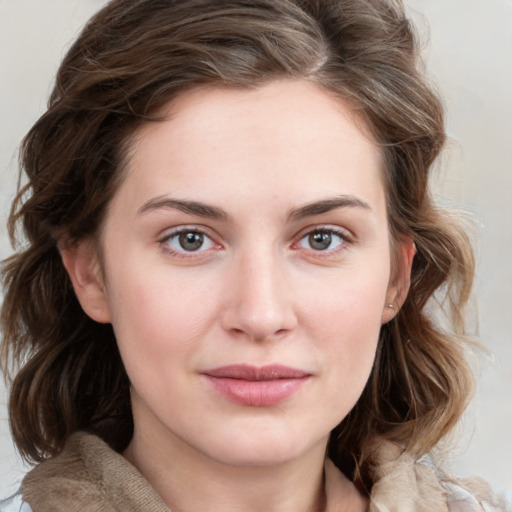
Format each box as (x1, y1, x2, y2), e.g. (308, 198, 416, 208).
(387, 303, 395, 309)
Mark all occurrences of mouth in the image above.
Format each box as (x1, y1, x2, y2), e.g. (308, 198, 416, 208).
(202, 364, 311, 407)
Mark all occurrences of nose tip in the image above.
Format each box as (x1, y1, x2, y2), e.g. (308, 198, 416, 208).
(220, 259, 297, 342)
(227, 295, 290, 341)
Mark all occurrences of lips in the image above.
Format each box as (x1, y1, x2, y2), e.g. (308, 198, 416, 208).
(202, 364, 311, 407)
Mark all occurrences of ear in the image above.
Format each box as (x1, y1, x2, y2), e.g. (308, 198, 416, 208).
(59, 240, 112, 324)
(381, 237, 415, 324)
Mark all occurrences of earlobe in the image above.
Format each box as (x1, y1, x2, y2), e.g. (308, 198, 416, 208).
(381, 237, 415, 324)
(59, 241, 112, 324)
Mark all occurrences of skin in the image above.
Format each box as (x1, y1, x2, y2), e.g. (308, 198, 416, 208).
(63, 80, 413, 512)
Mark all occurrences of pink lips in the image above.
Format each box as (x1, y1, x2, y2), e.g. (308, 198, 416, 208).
(203, 364, 310, 407)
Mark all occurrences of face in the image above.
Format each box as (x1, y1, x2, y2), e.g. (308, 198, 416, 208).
(66, 80, 409, 468)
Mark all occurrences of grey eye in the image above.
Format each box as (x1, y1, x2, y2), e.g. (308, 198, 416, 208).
(308, 231, 333, 251)
(163, 230, 215, 253)
(297, 229, 345, 252)
(178, 232, 205, 251)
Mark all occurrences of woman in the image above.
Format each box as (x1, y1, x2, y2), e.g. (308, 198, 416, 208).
(0, 0, 509, 510)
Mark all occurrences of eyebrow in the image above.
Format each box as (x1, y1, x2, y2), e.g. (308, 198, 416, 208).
(137, 194, 370, 221)
(137, 196, 230, 220)
(289, 195, 371, 220)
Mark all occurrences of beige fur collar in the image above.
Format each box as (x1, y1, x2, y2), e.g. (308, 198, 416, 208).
(22, 432, 169, 511)
(21, 432, 508, 512)
(367, 440, 510, 512)
(368, 440, 450, 512)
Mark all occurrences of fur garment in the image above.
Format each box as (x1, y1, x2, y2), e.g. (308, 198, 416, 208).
(21, 432, 510, 512)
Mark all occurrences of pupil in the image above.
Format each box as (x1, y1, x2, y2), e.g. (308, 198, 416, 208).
(179, 232, 203, 251)
(309, 231, 331, 250)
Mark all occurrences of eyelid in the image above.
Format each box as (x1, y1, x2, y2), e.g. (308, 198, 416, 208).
(156, 223, 355, 260)
(290, 225, 355, 256)
(292, 224, 355, 243)
(158, 225, 223, 258)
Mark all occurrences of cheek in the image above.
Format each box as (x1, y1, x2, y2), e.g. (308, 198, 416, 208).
(104, 263, 220, 373)
(303, 268, 389, 406)
(303, 264, 389, 343)
(322, 297, 382, 382)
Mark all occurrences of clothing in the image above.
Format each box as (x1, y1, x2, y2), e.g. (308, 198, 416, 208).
(19, 432, 511, 512)
(21, 433, 167, 512)
(366, 439, 511, 512)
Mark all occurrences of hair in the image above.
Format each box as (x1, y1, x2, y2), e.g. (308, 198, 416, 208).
(1, 0, 476, 493)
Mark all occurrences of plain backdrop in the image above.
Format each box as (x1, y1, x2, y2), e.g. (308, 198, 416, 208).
(0, 0, 511, 500)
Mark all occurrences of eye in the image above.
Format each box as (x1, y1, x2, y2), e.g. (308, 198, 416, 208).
(297, 229, 347, 252)
(161, 229, 216, 253)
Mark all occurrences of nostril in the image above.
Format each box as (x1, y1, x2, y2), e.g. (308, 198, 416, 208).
(219, 264, 298, 340)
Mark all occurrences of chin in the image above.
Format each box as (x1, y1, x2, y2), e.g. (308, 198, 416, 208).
(201, 426, 326, 468)
(214, 446, 303, 468)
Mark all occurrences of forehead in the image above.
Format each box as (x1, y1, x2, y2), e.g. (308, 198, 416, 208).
(119, 80, 385, 215)
(133, 80, 378, 158)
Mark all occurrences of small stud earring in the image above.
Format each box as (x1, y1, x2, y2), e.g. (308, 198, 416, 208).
(387, 303, 395, 309)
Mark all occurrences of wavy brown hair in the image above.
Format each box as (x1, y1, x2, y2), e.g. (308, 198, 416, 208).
(1, 0, 475, 492)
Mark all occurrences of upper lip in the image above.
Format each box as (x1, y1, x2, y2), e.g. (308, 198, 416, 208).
(203, 364, 310, 381)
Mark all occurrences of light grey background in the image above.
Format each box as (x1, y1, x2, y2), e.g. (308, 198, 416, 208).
(0, 0, 511, 500)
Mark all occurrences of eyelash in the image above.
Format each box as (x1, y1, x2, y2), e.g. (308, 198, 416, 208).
(292, 226, 354, 258)
(158, 225, 354, 260)
(158, 226, 220, 259)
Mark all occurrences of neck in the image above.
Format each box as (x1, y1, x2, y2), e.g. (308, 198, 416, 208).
(124, 429, 327, 512)
(123, 393, 368, 512)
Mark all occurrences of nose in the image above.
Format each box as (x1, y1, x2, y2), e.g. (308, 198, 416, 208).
(220, 249, 298, 342)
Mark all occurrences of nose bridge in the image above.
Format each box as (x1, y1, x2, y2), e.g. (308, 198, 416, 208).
(222, 244, 295, 340)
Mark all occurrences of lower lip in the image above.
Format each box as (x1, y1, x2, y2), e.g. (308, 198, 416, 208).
(204, 376, 309, 407)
